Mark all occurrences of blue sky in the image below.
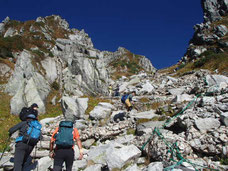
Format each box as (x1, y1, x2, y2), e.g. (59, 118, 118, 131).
(0, 0, 203, 69)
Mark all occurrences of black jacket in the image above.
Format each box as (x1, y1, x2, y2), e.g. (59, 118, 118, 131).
(8, 119, 33, 137)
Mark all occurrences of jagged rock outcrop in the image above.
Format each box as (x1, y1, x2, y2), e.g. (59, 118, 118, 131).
(202, 0, 228, 22)
(5, 50, 50, 114)
(180, 0, 228, 64)
(52, 40, 109, 95)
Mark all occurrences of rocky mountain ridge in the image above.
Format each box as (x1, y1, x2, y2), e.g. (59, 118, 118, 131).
(178, 0, 228, 74)
(0, 15, 156, 114)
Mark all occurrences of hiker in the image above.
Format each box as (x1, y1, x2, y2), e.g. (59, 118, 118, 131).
(49, 120, 83, 171)
(114, 84, 120, 97)
(19, 103, 39, 121)
(108, 84, 113, 97)
(8, 114, 42, 171)
(121, 91, 136, 111)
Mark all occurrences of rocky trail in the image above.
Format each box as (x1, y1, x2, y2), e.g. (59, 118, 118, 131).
(0, 70, 228, 171)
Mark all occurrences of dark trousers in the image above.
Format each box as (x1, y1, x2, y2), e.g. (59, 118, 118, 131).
(14, 142, 34, 171)
(53, 148, 74, 171)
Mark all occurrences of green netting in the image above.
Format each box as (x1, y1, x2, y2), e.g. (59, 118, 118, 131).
(141, 79, 221, 171)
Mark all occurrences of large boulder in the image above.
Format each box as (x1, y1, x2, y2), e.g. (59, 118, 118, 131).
(61, 96, 88, 121)
(147, 162, 163, 171)
(168, 87, 185, 95)
(195, 118, 220, 131)
(139, 81, 155, 94)
(106, 144, 141, 169)
(206, 74, 228, 86)
(87, 143, 111, 165)
(33, 156, 52, 171)
(220, 112, 228, 126)
(131, 110, 158, 120)
(172, 94, 193, 103)
(89, 102, 114, 120)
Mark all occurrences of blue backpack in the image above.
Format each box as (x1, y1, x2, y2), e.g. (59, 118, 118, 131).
(121, 94, 129, 103)
(55, 121, 74, 148)
(16, 120, 42, 146)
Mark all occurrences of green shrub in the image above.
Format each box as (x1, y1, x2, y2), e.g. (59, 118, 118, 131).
(178, 63, 186, 70)
(51, 81, 60, 90)
(32, 50, 44, 57)
(5, 20, 21, 28)
(49, 51, 54, 57)
(220, 157, 228, 165)
(126, 128, 135, 135)
(0, 47, 13, 58)
(193, 50, 215, 68)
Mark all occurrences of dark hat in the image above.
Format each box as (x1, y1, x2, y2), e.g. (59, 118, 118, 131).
(27, 114, 36, 119)
(132, 91, 136, 94)
(31, 103, 39, 108)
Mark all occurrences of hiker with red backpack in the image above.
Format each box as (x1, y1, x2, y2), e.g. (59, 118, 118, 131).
(8, 114, 42, 171)
(121, 91, 136, 111)
(49, 120, 83, 171)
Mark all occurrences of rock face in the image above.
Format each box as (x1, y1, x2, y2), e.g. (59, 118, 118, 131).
(202, 0, 228, 22)
(5, 50, 50, 114)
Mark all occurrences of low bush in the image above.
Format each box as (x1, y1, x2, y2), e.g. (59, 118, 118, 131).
(51, 81, 60, 91)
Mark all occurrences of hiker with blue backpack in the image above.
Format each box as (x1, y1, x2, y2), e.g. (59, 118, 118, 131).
(8, 114, 42, 171)
(121, 91, 136, 111)
(49, 120, 83, 171)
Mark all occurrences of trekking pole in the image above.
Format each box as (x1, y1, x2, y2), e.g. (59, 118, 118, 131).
(0, 136, 10, 162)
(33, 144, 39, 171)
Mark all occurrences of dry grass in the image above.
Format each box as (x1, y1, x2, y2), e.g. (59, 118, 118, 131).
(174, 51, 228, 76)
(139, 97, 150, 103)
(39, 90, 62, 120)
(0, 16, 70, 60)
(0, 58, 15, 69)
(109, 50, 144, 80)
(158, 64, 178, 74)
(0, 92, 19, 151)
